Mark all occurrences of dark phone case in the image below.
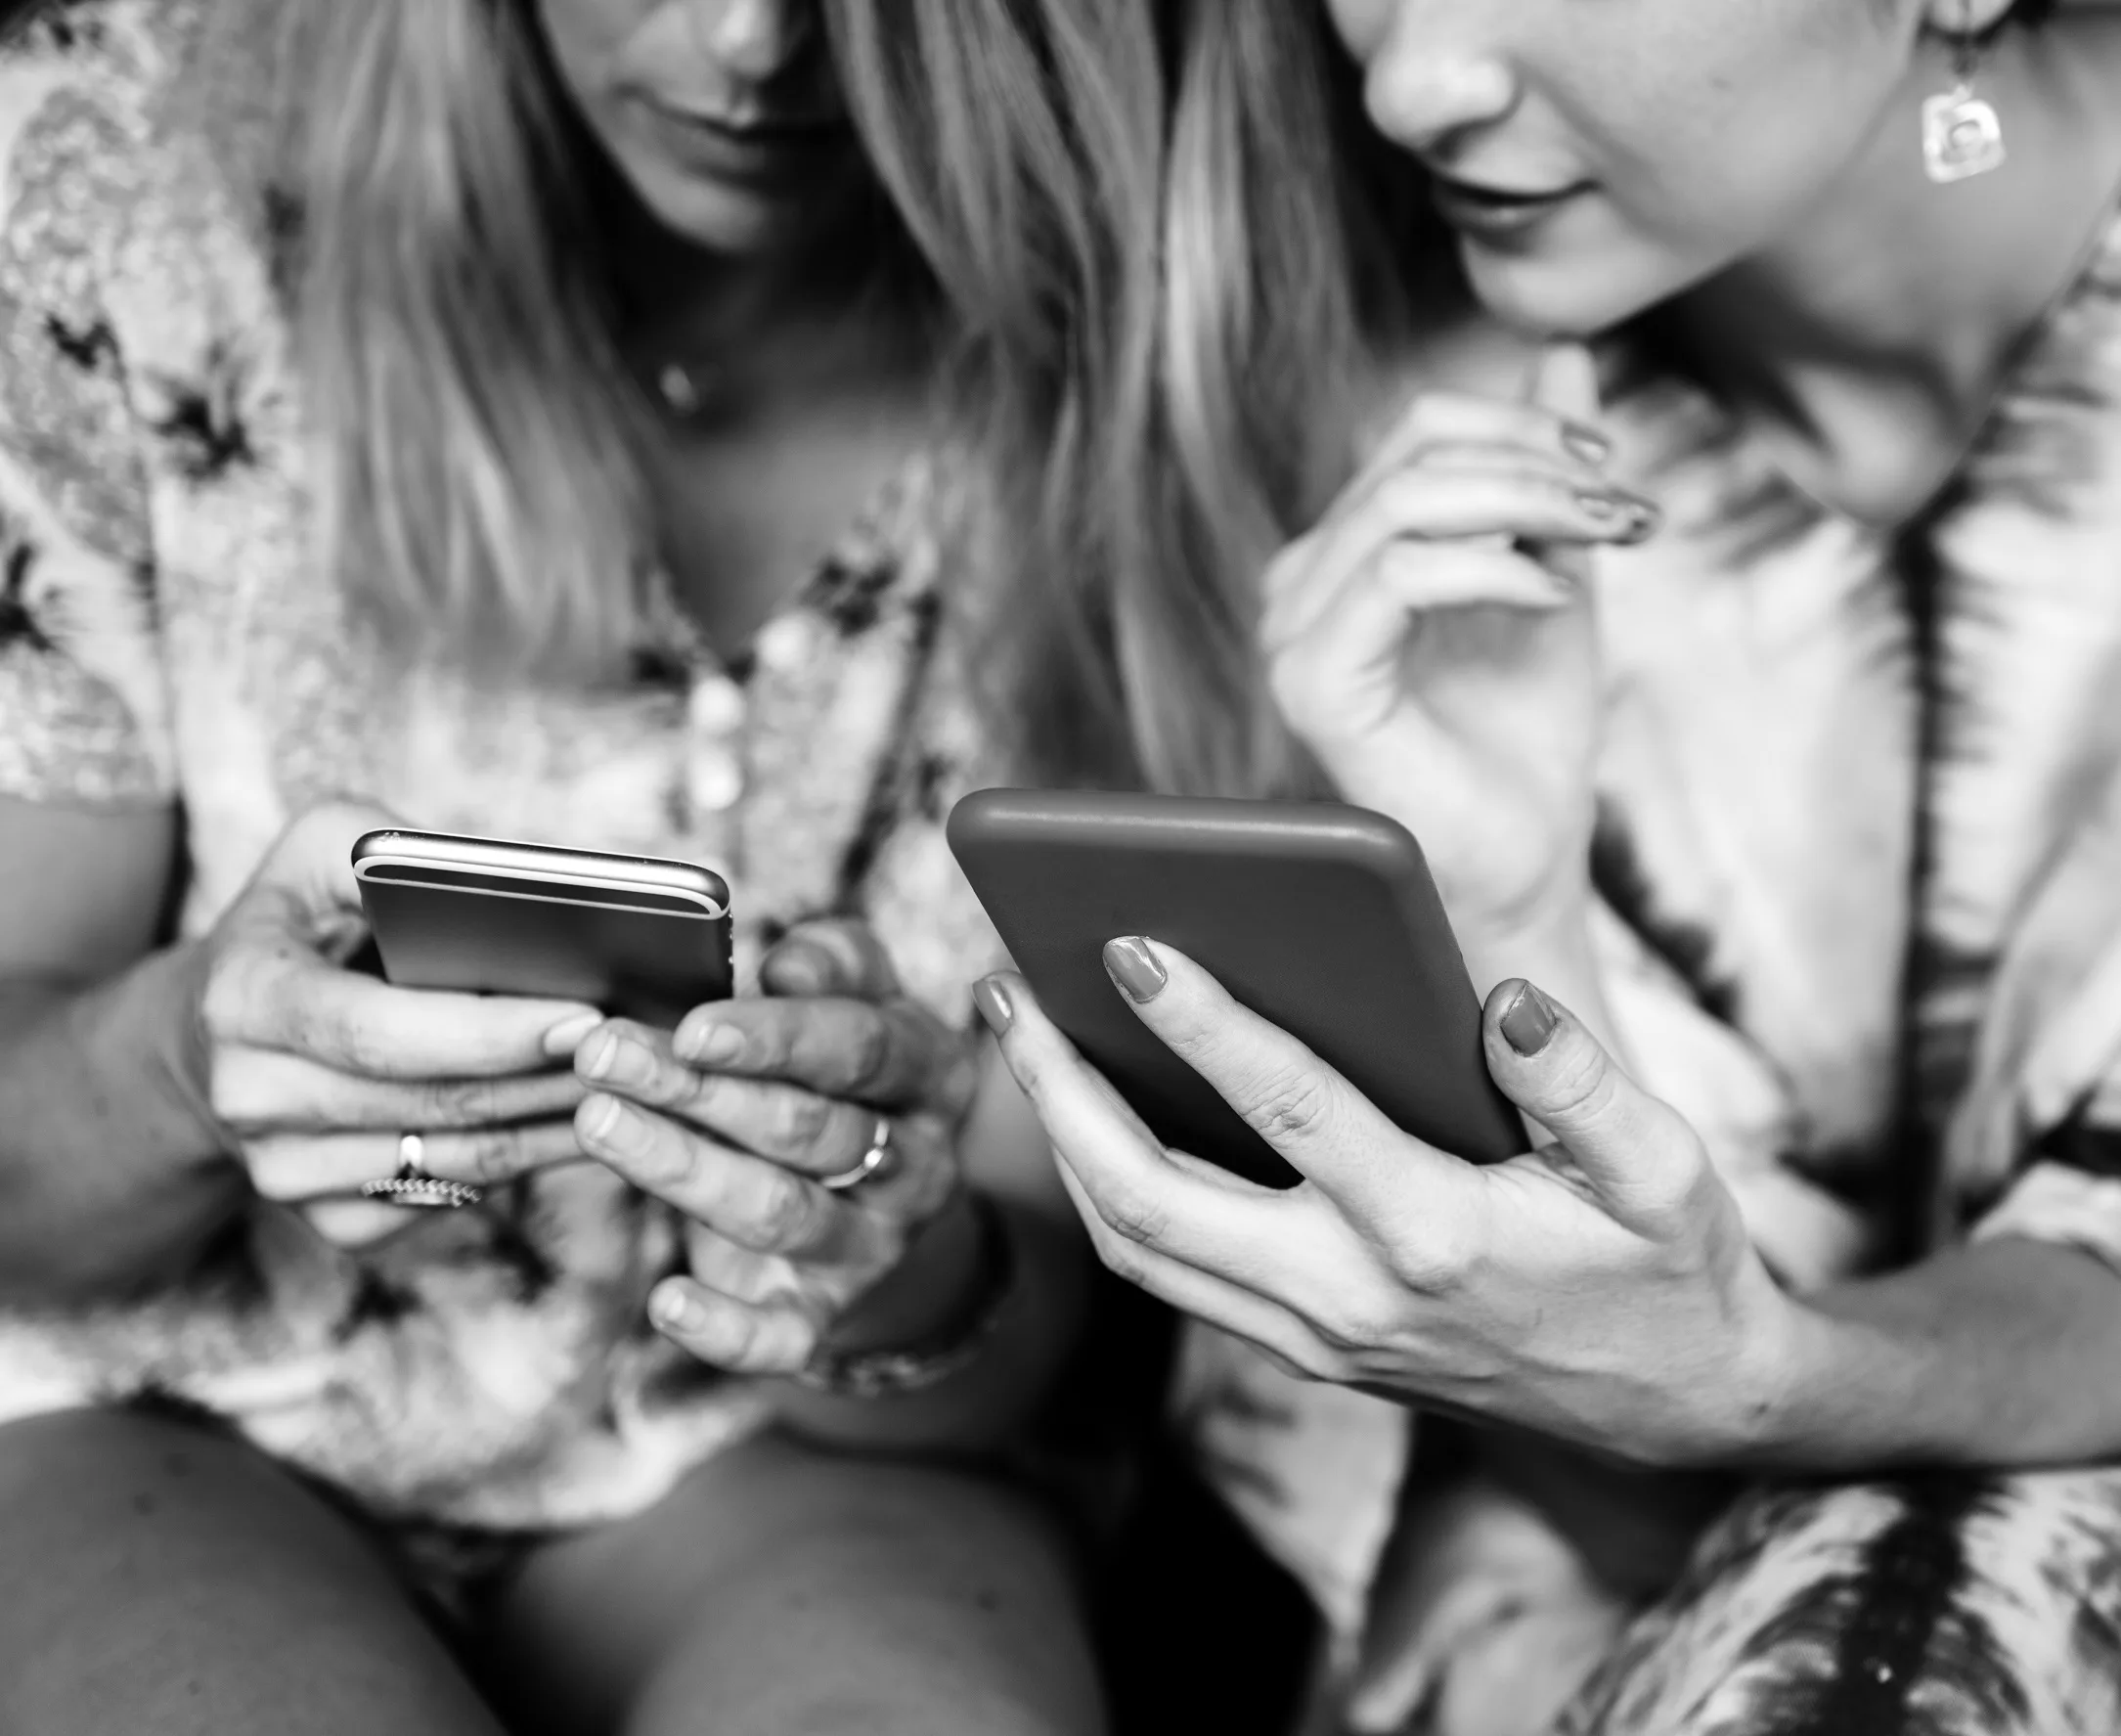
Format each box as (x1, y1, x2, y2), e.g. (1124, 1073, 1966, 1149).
(947, 789, 1527, 1189)
(353, 843, 732, 1030)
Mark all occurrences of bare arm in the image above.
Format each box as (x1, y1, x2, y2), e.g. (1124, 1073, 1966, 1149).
(1756, 1234, 2121, 1470)
(0, 794, 604, 1304)
(0, 796, 242, 1302)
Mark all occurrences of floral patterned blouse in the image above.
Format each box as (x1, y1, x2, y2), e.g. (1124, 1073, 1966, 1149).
(0, 0, 1005, 1556)
(1179, 186, 2121, 1667)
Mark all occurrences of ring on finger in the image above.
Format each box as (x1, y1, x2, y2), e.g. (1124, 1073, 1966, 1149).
(820, 1117, 895, 1193)
(361, 1133, 484, 1210)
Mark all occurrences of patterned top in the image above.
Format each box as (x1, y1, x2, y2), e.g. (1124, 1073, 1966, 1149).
(1180, 193, 2121, 1644)
(0, 0, 1005, 1541)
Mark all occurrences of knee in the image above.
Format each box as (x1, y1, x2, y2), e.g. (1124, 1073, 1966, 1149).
(0, 1404, 241, 1503)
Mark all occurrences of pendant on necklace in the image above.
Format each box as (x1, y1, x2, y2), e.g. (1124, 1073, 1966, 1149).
(657, 362, 706, 419)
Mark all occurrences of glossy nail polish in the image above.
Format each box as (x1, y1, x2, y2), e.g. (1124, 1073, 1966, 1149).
(973, 975, 1014, 1036)
(1500, 982, 1560, 1055)
(1103, 937, 1168, 1004)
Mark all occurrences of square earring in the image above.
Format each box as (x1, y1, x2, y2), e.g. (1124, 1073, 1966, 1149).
(1922, 82, 2007, 184)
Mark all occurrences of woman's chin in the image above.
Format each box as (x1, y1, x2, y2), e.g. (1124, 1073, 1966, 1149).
(1457, 243, 1662, 344)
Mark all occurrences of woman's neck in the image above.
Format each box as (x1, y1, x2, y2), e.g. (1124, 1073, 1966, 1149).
(1663, 15, 2121, 526)
(602, 175, 930, 413)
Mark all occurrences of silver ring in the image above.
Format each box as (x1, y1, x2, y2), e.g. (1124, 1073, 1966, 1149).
(821, 1117, 895, 1193)
(361, 1133, 484, 1210)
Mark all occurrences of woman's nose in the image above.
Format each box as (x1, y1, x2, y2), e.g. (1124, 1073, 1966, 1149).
(683, 0, 815, 82)
(1361, 32, 1520, 159)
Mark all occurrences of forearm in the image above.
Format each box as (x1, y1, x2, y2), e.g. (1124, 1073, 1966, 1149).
(0, 944, 244, 1302)
(1746, 1235, 2121, 1471)
(771, 1192, 1091, 1454)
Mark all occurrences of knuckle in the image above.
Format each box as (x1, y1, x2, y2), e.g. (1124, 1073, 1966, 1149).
(1092, 1230, 1148, 1287)
(738, 1017, 793, 1074)
(421, 1076, 499, 1128)
(459, 1128, 525, 1184)
(1100, 1186, 1170, 1250)
(1308, 1284, 1398, 1358)
(1387, 1220, 1475, 1298)
(842, 1012, 898, 1094)
(778, 1091, 836, 1151)
(746, 1174, 820, 1250)
(1542, 1041, 1619, 1125)
(1232, 1067, 1335, 1149)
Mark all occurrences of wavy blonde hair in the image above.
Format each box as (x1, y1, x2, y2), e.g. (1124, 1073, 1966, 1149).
(179, 0, 1167, 750)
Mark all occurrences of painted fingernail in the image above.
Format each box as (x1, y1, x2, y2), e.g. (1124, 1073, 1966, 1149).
(973, 975, 1014, 1037)
(544, 1010, 602, 1059)
(1103, 937, 1168, 1004)
(1500, 982, 1561, 1056)
(1576, 490, 1659, 541)
(651, 1281, 705, 1333)
(677, 1020, 745, 1065)
(579, 1092, 624, 1141)
(1562, 423, 1612, 466)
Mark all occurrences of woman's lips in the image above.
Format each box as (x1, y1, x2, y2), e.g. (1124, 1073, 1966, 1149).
(633, 98, 846, 184)
(1429, 174, 1591, 245)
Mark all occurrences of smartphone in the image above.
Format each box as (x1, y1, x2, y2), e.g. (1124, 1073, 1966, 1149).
(351, 829, 732, 1028)
(947, 788, 1527, 1188)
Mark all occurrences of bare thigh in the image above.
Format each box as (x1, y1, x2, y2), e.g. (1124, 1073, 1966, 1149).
(1559, 1469, 2121, 1736)
(0, 1407, 505, 1736)
(483, 1430, 1105, 1736)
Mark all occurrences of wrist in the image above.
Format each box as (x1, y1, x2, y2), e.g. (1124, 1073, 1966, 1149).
(1699, 1284, 1877, 1473)
(110, 940, 229, 1164)
(798, 1191, 1015, 1401)
(822, 1184, 986, 1356)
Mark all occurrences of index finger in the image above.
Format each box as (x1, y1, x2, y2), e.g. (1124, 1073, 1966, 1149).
(220, 948, 599, 1080)
(976, 972, 1294, 1285)
(1093, 937, 1476, 1219)
(671, 995, 977, 1113)
(1353, 388, 1610, 504)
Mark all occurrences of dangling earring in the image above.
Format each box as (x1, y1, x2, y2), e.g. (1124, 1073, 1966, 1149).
(1922, 27, 2007, 184)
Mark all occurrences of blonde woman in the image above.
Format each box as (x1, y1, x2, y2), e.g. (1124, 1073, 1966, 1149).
(986, 0, 2121, 1732)
(0, 1, 1163, 1730)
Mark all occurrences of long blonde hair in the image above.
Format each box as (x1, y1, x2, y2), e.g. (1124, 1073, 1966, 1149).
(1122, 0, 1450, 796)
(182, 0, 1168, 745)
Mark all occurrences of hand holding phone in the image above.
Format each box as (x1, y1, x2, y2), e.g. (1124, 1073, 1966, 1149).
(192, 805, 602, 1247)
(948, 788, 1527, 1188)
(561, 916, 987, 1380)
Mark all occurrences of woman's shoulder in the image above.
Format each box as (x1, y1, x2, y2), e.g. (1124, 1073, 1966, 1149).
(0, 2, 231, 299)
(0, 0, 196, 153)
